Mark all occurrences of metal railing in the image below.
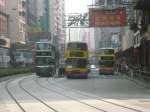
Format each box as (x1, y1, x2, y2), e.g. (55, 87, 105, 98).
(131, 70, 150, 84)
(115, 68, 150, 84)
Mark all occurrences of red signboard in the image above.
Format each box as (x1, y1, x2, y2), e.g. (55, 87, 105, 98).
(89, 8, 127, 27)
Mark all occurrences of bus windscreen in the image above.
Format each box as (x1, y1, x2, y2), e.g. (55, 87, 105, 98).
(100, 49, 114, 55)
(99, 61, 114, 67)
(101, 56, 114, 60)
(70, 51, 84, 57)
(67, 43, 87, 50)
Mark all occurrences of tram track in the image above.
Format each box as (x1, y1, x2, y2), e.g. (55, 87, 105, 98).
(35, 77, 107, 112)
(18, 76, 105, 112)
(5, 79, 26, 112)
(19, 77, 59, 112)
(4, 77, 59, 112)
(3, 75, 149, 112)
(44, 78, 146, 112)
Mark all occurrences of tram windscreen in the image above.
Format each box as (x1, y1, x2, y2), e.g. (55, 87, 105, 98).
(36, 43, 51, 50)
(36, 52, 51, 56)
(36, 58, 53, 66)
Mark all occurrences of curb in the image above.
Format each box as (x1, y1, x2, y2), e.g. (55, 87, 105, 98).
(0, 72, 33, 82)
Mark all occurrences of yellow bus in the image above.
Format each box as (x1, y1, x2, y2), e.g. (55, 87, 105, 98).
(98, 48, 115, 75)
(65, 42, 88, 78)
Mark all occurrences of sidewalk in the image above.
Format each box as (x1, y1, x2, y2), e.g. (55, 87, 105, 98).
(117, 72, 150, 89)
(0, 73, 32, 82)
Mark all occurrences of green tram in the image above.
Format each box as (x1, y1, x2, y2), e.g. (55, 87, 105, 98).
(35, 42, 56, 77)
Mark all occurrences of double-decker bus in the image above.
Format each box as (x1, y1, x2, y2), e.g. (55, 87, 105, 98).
(98, 48, 115, 75)
(65, 42, 88, 78)
(35, 42, 56, 77)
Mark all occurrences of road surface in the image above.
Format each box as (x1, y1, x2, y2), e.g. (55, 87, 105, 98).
(0, 73, 150, 112)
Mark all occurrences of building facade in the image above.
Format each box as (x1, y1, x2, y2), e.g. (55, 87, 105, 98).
(0, 0, 10, 68)
(6, 0, 27, 43)
(49, 0, 65, 65)
(93, 0, 124, 52)
(27, 0, 66, 66)
(117, 0, 150, 71)
(26, 0, 37, 32)
(133, 0, 150, 70)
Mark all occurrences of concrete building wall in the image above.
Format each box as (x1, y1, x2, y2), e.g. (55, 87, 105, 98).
(0, 0, 8, 37)
(49, 0, 65, 42)
(6, 0, 26, 43)
(6, 0, 18, 42)
(0, 0, 10, 68)
(48, 0, 65, 65)
(27, 0, 37, 27)
(94, 28, 101, 51)
(37, 0, 44, 17)
(121, 27, 134, 51)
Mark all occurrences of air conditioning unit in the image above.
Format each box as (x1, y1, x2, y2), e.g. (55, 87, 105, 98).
(0, 38, 10, 48)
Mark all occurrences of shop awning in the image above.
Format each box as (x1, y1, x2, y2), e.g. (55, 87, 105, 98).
(135, 0, 150, 11)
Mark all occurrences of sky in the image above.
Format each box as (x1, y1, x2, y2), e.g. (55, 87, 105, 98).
(65, 0, 92, 13)
(65, 0, 95, 50)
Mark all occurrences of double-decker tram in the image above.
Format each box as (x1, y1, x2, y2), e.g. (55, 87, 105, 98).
(35, 42, 56, 77)
(98, 48, 115, 75)
(65, 42, 89, 78)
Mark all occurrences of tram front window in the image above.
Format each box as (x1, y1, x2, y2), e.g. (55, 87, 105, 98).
(36, 58, 52, 66)
(67, 43, 87, 50)
(37, 43, 50, 50)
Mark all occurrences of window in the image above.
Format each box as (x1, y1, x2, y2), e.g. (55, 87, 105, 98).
(67, 43, 87, 50)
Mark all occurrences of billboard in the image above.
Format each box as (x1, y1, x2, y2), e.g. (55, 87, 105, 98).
(89, 8, 127, 27)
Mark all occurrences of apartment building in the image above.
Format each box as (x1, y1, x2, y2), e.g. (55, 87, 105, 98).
(6, 0, 26, 43)
(49, 0, 65, 64)
(26, 0, 37, 31)
(0, 0, 10, 68)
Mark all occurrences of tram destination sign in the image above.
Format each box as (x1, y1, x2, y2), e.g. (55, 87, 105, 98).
(89, 8, 127, 27)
